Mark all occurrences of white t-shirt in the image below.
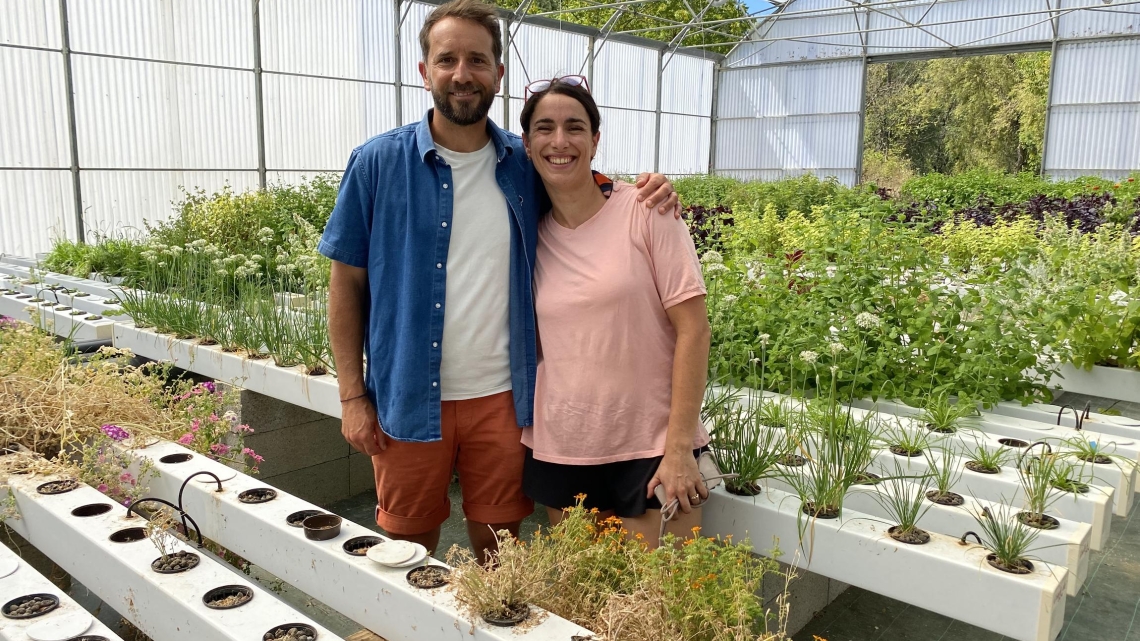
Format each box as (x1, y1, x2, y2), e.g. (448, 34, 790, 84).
(435, 141, 513, 400)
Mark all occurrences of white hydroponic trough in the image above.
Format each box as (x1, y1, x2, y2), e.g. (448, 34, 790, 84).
(113, 324, 342, 418)
(1, 474, 342, 641)
(119, 439, 595, 641)
(703, 486, 1067, 641)
(0, 293, 116, 341)
(0, 539, 125, 641)
(991, 401, 1140, 438)
(1049, 364, 1140, 404)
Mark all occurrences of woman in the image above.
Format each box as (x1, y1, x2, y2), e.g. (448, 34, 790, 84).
(519, 76, 712, 546)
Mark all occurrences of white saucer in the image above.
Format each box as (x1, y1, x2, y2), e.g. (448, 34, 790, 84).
(27, 611, 92, 641)
(0, 557, 18, 579)
(387, 543, 429, 568)
(366, 540, 418, 566)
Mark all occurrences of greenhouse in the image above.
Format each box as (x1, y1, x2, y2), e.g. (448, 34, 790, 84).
(0, 0, 1138, 640)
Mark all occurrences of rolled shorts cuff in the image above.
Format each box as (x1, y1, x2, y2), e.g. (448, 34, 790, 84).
(375, 498, 452, 536)
(462, 497, 535, 525)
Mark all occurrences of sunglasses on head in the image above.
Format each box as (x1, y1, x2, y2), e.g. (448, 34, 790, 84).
(524, 75, 590, 101)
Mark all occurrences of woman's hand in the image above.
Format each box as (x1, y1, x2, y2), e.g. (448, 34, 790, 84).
(648, 448, 708, 514)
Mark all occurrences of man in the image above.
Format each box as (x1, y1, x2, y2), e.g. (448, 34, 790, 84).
(318, 0, 678, 563)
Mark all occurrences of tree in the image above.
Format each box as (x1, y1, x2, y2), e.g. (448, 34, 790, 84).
(862, 52, 1051, 180)
(494, 0, 753, 53)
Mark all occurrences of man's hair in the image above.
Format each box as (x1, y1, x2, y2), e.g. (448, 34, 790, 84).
(520, 81, 601, 135)
(419, 0, 503, 65)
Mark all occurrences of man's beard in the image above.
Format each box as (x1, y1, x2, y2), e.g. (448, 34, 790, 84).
(431, 82, 496, 126)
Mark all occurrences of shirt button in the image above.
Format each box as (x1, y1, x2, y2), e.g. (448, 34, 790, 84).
(443, 183, 449, 189)
(432, 381, 438, 387)
(441, 222, 447, 228)
(432, 342, 438, 347)
(436, 263, 442, 268)
(435, 303, 441, 308)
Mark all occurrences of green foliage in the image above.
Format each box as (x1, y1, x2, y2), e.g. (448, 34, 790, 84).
(901, 169, 1140, 213)
(864, 53, 1051, 176)
(966, 503, 1042, 572)
(42, 237, 147, 280)
(870, 461, 934, 537)
(674, 175, 742, 208)
(500, 0, 752, 53)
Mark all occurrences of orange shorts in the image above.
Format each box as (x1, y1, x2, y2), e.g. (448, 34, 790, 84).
(371, 390, 534, 535)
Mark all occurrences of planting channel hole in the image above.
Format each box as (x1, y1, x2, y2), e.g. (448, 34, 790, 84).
(481, 602, 529, 627)
(152, 551, 200, 574)
(1078, 453, 1113, 464)
(2, 594, 59, 619)
(68, 637, 110, 641)
(888, 526, 931, 545)
(1053, 479, 1090, 494)
(37, 479, 79, 495)
(343, 536, 382, 556)
(998, 438, 1029, 448)
(407, 565, 451, 589)
(203, 585, 254, 610)
(264, 624, 317, 641)
(779, 454, 807, 467)
(986, 553, 1034, 575)
(1017, 512, 1061, 530)
(926, 490, 965, 506)
(159, 453, 193, 464)
(109, 527, 147, 543)
(801, 502, 840, 519)
(287, 510, 323, 527)
(965, 460, 999, 474)
(889, 445, 923, 457)
(86, 315, 103, 320)
(725, 481, 762, 496)
(71, 503, 113, 517)
(238, 488, 277, 504)
(854, 472, 881, 485)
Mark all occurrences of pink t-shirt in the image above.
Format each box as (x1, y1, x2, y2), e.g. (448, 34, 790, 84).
(521, 182, 710, 465)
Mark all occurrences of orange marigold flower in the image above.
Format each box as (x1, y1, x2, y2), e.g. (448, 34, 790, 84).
(634, 533, 644, 540)
(691, 526, 702, 534)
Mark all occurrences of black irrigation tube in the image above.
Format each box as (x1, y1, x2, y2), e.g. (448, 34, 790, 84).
(125, 471, 224, 549)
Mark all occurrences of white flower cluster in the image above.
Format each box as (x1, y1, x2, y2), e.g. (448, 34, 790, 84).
(855, 312, 881, 329)
(799, 350, 819, 364)
(721, 294, 738, 306)
(700, 250, 724, 265)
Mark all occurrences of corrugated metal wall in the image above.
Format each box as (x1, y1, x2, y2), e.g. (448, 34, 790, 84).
(1, 0, 714, 255)
(716, 0, 1140, 187)
(1044, 37, 1140, 180)
(715, 58, 864, 185)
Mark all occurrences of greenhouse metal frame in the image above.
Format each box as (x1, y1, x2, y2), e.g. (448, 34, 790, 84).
(2, 0, 1139, 256)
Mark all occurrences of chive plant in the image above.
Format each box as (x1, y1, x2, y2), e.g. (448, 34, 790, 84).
(923, 443, 965, 505)
(708, 390, 791, 496)
(963, 502, 1043, 575)
(917, 392, 979, 434)
(880, 421, 930, 457)
(1016, 450, 1063, 530)
(965, 440, 1009, 474)
(869, 461, 935, 544)
(781, 399, 878, 522)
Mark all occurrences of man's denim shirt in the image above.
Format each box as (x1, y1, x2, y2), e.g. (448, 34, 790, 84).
(318, 111, 540, 442)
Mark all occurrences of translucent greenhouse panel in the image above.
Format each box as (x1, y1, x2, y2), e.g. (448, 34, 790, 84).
(261, 0, 396, 82)
(80, 171, 260, 236)
(659, 115, 711, 175)
(715, 58, 862, 185)
(1059, 0, 1140, 40)
(1, 0, 61, 49)
(507, 22, 590, 98)
(661, 54, 714, 118)
(402, 85, 434, 126)
(268, 171, 344, 187)
(0, 47, 70, 169)
(72, 56, 257, 170)
(865, 0, 1051, 56)
(67, 0, 253, 68)
(1045, 39, 1140, 180)
(717, 60, 862, 119)
(401, 1, 434, 86)
(728, 0, 861, 67)
(593, 41, 658, 111)
(0, 170, 74, 255)
(507, 97, 525, 136)
(264, 75, 397, 171)
(595, 107, 655, 176)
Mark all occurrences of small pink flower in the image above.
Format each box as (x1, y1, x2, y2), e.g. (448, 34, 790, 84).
(119, 472, 133, 483)
(241, 447, 265, 464)
(209, 413, 219, 423)
(239, 424, 253, 433)
(97, 484, 109, 493)
(177, 433, 194, 445)
(209, 443, 231, 455)
(190, 418, 201, 433)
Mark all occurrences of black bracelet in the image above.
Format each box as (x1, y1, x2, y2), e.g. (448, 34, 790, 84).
(340, 393, 367, 403)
